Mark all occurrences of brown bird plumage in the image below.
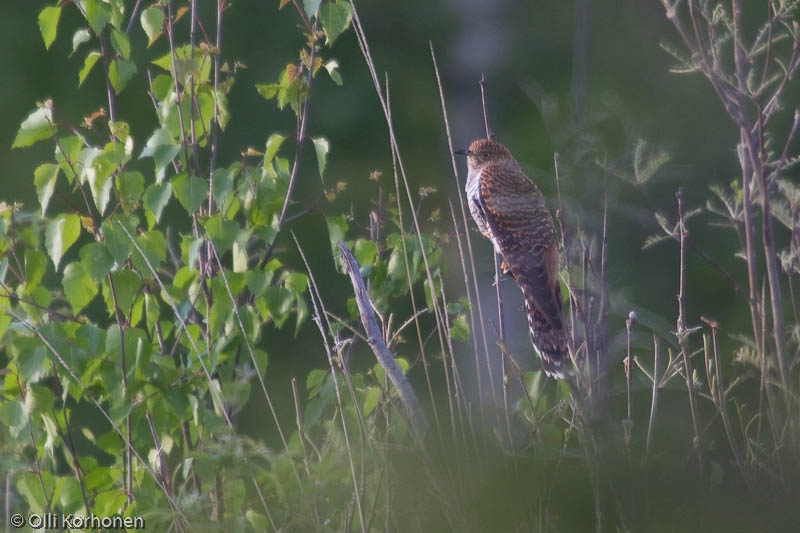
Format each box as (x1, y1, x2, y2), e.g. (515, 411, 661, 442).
(459, 139, 568, 378)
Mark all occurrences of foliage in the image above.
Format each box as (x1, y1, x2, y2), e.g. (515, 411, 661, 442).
(2, 0, 800, 532)
(1, 0, 352, 529)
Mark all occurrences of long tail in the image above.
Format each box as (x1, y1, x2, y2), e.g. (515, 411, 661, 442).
(523, 294, 569, 378)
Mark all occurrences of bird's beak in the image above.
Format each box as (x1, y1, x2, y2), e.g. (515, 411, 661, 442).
(454, 148, 470, 156)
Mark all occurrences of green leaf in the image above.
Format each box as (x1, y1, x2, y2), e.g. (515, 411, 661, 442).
(0, 310, 10, 343)
(80, 0, 111, 35)
(264, 286, 294, 328)
(295, 292, 308, 335)
(80, 242, 114, 281)
(109, 58, 137, 93)
(246, 510, 270, 532)
(264, 133, 286, 168)
(233, 231, 249, 273)
(306, 368, 328, 399)
(81, 147, 114, 214)
(94, 490, 128, 517)
(353, 239, 378, 266)
(312, 137, 329, 180)
(63, 262, 98, 314)
(143, 182, 172, 227)
(326, 215, 348, 260)
(54, 135, 83, 182)
(101, 218, 133, 266)
(0, 401, 28, 439)
(363, 386, 381, 416)
(140, 128, 180, 182)
(450, 313, 470, 343)
(34, 163, 59, 215)
(212, 168, 232, 207)
(303, 0, 322, 18)
(109, 28, 130, 59)
(38, 6, 61, 50)
(71, 28, 91, 55)
(116, 171, 145, 214)
(79, 51, 101, 86)
(255, 83, 280, 100)
(150, 73, 173, 101)
(12, 105, 55, 148)
(24, 250, 47, 294)
(172, 174, 208, 214)
(208, 298, 232, 334)
(45, 214, 81, 271)
(323, 59, 343, 86)
(320, 1, 353, 46)
(132, 230, 167, 274)
(141, 6, 164, 44)
(152, 44, 211, 84)
(204, 215, 239, 254)
(105, 270, 142, 316)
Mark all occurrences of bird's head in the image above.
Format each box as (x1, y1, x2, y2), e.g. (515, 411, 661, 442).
(455, 139, 514, 171)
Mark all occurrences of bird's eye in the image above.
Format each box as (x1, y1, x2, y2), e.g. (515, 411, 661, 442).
(481, 151, 489, 159)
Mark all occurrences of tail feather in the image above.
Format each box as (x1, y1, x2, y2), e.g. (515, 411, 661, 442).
(523, 296, 569, 378)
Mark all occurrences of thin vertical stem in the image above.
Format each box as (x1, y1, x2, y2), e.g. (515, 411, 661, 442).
(625, 312, 634, 421)
(676, 188, 703, 473)
(645, 334, 660, 462)
(480, 76, 511, 441)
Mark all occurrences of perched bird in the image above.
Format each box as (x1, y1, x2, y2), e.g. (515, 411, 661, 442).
(457, 139, 568, 378)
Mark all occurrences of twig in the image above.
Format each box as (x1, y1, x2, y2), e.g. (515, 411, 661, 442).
(338, 242, 429, 445)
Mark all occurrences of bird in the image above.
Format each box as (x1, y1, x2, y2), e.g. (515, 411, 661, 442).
(456, 139, 569, 378)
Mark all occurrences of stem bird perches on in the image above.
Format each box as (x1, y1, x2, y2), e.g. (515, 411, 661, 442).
(338, 242, 429, 445)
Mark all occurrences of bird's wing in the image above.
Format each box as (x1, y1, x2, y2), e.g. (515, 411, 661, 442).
(479, 162, 563, 328)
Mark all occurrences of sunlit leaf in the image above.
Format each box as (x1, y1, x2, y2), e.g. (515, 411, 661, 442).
(80, 0, 111, 35)
(34, 163, 59, 215)
(79, 51, 102, 86)
(140, 128, 180, 182)
(303, 0, 322, 18)
(264, 133, 286, 168)
(320, 1, 353, 46)
(38, 5, 61, 50)
(323, 59, 343, 85)
(12, 105, 55, 149)
(312, 137, 329, 180)
(255, 83, 279, 100)
(45, 213, 81, 271)
(143, 182, 172, 227)
(72, 28, 91, 55)
(141, 6, 164, 45)
(354, 238, 377, 266)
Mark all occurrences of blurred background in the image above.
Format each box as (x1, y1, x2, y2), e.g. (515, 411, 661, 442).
(1, 1, 787, 436)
